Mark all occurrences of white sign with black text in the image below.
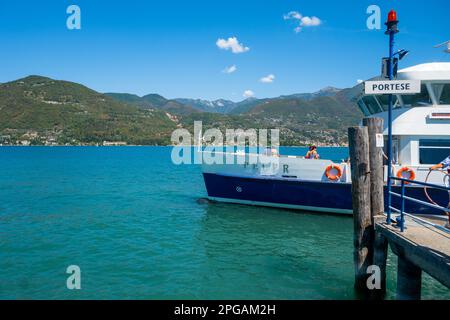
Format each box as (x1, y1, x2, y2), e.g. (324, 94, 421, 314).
(375, 134, 384, 148)
(365, 80, 421, 95)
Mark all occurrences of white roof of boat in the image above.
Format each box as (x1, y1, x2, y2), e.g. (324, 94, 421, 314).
(397, 62, 450, 81)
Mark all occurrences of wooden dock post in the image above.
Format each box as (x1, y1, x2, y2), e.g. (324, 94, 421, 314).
(363, 117, 388, 298)
(348, 126, 372, 294)
(353, 120, 450, 300)
(362, 118, 384, 217)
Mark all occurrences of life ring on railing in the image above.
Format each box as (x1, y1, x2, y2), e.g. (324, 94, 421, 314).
(325, 164, 343, 181)
(396, 167, 416, 183)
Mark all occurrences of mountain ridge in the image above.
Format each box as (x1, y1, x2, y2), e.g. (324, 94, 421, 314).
(0, 75, 363, 146)
(106, 86, 349, 115)
(0, 76, 177, 145)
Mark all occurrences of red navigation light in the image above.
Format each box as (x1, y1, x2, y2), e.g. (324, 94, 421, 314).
(385, 9, 399, 34)
(388, 10, 397, 22)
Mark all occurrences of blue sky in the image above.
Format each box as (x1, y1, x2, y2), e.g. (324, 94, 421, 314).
(0, 1, 448, 101)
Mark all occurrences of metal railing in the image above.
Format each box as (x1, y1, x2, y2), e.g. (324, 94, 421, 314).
(389, 177, 450, 232)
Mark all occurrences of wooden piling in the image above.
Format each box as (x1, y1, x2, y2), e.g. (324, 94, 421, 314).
(372, 225, 388, 298)
(351, 119, 449, 300)
(348, 126, 372, 293)
(362, 118, 384, 217)
(363, 117, 388, 298)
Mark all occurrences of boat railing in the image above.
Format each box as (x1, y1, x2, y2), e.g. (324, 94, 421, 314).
(199, 150, 346, 163)
(389, 176, 450, 233)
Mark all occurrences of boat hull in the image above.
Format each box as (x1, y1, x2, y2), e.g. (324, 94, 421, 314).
(202, 173, 448, 216)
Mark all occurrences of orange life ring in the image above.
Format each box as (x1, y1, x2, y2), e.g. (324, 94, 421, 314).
(325, 164, 343, 181)
(396, 167, 416, 183)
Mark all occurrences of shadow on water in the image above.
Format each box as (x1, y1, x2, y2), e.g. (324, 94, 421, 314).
(194, 199, 450, 300)
(192, 200, 357, 299)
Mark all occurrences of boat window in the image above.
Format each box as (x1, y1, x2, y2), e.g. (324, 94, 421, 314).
(438, 84, 450, 105)
(401, 84, 431, 106)
(361, 96, 381, 114)
(376, 95, 400, 111)
(357, 100, 370, 116)
(419, 139, 450, 164)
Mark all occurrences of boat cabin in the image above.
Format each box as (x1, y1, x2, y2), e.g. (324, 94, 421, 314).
(355, 63, 450, 171)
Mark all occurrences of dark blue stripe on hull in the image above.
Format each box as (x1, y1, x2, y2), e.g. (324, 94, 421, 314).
(202, 173, 448, 216)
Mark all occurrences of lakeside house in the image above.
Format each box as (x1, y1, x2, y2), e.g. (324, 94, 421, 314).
(102, 141, 128, 146)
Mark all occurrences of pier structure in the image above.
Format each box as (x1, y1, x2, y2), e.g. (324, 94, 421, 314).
(349, 118, 450, 300)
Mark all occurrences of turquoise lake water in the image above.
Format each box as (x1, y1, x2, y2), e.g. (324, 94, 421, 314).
(0, 146, 448, 299)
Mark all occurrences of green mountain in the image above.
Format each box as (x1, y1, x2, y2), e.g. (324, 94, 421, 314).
(240, 89, 362, 145)
(177, 88, 361, 146)
(0, 75, 363, 146)
(103, 93, 145, 105)
(228, 98, 269, 115)
(0, 76, 177, 145)
(104, 92, 198, 115)
(141, 94, 169, 108)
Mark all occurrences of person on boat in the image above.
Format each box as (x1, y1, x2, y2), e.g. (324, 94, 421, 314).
(305, 145, 320, 159)
(430, 155, 450, 173)
(430, 155, 450, 228)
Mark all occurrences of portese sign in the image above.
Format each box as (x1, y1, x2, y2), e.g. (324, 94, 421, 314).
(364, 80, 421, 95)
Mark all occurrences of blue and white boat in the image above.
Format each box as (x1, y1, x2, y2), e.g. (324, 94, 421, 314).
(201, 62, 450, 216)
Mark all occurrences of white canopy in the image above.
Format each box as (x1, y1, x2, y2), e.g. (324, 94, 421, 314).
(397, 62, 450, 81)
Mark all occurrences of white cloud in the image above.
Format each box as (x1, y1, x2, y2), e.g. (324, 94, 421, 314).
(243, 90, 255, 98)
(283, 11, 322, 33)
(222, 65, 237, 74)
(301, 16, 321, 27)
(216, 37, 250, 54)
(283, 11, 302, 20)
(260, 74, 275, 83)
(357, 79, 364, 84)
